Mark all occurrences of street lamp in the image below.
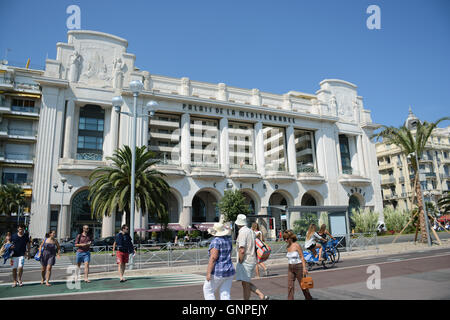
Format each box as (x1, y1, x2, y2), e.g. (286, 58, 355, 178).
(53, 177, 73, 240)
(112, 81, 159, 268)
(408, 152, 432, 246)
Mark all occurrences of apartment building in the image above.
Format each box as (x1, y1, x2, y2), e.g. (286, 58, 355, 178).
(14, 30, 384, 240)
(376, 109, 450, 210)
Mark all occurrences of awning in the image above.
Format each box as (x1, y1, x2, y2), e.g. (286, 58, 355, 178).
(194, 223, 215, 231)
(166, 224, 185, 231)
(148, 225, 162, 232)
(4, 93, 41, 98)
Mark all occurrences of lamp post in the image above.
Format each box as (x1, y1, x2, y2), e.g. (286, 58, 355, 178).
(408, 152, 432, 246)
(112, 82, 158, 268)
(53, 178, 73, 240)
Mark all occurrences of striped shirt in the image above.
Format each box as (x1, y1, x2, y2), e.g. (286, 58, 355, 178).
(209, 236, 235, 278)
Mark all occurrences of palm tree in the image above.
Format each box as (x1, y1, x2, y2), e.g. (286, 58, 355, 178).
(438, 191, 450, 214)
(0, 184, 26, 230)
(373, 112, 449, 243)
(88, 146, 170, 232)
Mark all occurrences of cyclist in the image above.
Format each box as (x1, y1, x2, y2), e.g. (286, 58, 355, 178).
(317, 224, 335, 243)
(305, 224, 323, 262)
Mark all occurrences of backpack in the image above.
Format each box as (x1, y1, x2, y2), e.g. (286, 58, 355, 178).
(255, 238, 271, 263)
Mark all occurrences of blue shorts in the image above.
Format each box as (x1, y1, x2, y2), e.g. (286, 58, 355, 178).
(76, 251, 91, 264)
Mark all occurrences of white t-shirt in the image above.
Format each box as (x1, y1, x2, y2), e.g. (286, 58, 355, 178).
(236, 226, 256, 265)
(305, 232, 322, 249)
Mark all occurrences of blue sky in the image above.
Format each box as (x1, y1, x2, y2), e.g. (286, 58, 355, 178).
(1, 0, 449, 128)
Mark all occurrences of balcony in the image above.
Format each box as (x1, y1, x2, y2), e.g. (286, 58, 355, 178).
(425, 172, 436, 179)
(190, 162, 225, 180)
(229, 163, 262, 182)
(297, 165, 325, 184)
(1, 128, 38, 141)
(378, 162, 394, 171)
(0, 152, 34, 165)
(58, 157, 107, 177)
(381, 177, 396, 185)
(151, 158, 185, 177)
(10, 106, 40, 118)
(339, 169, 371, 186)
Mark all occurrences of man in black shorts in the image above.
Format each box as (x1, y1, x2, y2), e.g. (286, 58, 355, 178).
(10, 225, 31, 287)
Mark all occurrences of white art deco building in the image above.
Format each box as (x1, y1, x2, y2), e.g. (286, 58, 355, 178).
(13, 30, 383, 240)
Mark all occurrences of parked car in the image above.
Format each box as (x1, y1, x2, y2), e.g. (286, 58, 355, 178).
(91, 236, 116, 251)
(59, 239, 75, 253)
(199, 237, 213, 247)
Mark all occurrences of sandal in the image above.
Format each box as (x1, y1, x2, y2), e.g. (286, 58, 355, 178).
(11, 282, 17, 288)
(84, 280, 91, 283)
(18, 281, 23, 287)
(45, 283, 52, 287)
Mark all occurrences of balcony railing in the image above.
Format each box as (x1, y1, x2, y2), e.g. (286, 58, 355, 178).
(11, 106, 40, 114)
(7, 128, 37, 137)
(230, 163, 256, 170)
(0, 152, 34, 161)
(381, 177, 396, 184)
(155, 158, 180, 166)
(76, 152, 103, 161)
(342, 168, 353, 175)
(265, 163, 287, 172)
(297, 165, 316, 173)
(191, 161, 220, 168)
(1, 179, 33, 187)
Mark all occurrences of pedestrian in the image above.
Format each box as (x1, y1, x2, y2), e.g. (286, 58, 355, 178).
(234, 214, 269, 300)
(0, 232, 14, 264)
(112, 224, 135, 282)
(283, 230, 313, 300)
(10, 225, 31, 287)
(38, 230, 60, 286)
(75, 225, 93, 283)
(203, 222, 235, 300)
(305, 224, 323, 261)
(251, 222, 269, 278)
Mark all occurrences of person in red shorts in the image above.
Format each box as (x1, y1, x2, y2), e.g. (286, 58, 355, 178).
(112, 225, 135, 282)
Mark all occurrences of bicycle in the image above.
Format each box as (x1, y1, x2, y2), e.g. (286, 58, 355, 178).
(303, 246, 336, 270)
(325, 239, 340, 263)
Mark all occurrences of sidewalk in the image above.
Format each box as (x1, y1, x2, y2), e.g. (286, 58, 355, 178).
(86, 238, 450, 281)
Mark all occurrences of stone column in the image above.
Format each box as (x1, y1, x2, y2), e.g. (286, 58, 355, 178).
(220, 117, 229, 175)
(101, 213, 115, 238)
(110, 105, 119, 155)
(286, 125, 297, 176)
(63, 99, 75, 159)
(254, 121, 265, 176)
(356, 135, 366, 177)
(179, 206, 192, 228)
(180, 113, 191, 171)
(57, 205, 70, 240)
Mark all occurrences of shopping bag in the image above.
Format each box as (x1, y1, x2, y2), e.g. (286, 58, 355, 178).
(255, 238, 271, 262)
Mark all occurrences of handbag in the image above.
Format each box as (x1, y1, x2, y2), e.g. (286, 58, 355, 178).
(300, 274, 314, 290)
(34, 238, 46, 261)
(255, 238, 271, 263)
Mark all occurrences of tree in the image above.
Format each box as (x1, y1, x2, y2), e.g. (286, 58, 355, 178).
(373, 114, 449, 243)
(293, 212, 318, 238)
(88, 146, 170, 231)
(438, 191, 450, 214)
(0, 184, 26, 231)
(217, 189, 251, 223)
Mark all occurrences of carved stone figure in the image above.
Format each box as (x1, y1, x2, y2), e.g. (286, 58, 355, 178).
(112, 58, 125, 89)
(68, 51, 81, 82)
(330, 95, 337, 116)
(143, 71, 151, 90)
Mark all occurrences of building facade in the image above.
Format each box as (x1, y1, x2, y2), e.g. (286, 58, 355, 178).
(0, 64, 43, 233)
(376, 109, 450, 211)
(11, 30, 383, 240)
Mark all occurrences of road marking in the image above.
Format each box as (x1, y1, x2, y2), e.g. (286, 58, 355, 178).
(0, 273, 207, 300)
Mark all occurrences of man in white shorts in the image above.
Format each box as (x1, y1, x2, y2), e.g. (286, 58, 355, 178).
(234, 214, 269, 300)
(10, 225, 31, 287)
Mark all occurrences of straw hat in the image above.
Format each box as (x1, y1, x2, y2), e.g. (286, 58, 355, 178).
(208, 222, 232, 237)
(234, 214, 247, 226)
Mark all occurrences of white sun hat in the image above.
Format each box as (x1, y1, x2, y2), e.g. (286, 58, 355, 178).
(208, 222, 232, 237)
(234, 214, 247, 227)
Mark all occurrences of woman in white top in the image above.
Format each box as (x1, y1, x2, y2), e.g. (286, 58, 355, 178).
(283, 230, 313, 300)
(305, 224, 324, 261)
(251, 223, 269, 278)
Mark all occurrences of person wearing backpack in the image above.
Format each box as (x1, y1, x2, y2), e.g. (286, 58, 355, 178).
(112, 225, 135, 282)
(251, 223, 269, 278)
(75, 225, 93, 283)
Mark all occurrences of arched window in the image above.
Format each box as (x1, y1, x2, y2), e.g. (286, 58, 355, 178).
(71, 190, 102, 239)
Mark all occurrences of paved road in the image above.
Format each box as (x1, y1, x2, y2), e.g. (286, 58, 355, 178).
(1, 247, 449, 300)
